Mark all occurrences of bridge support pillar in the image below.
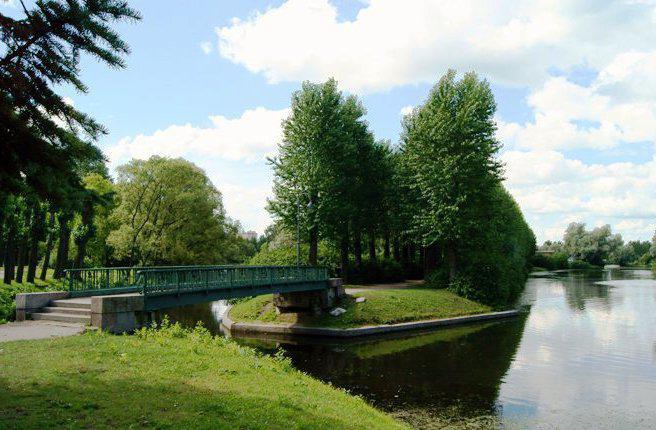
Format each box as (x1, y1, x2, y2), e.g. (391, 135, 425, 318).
(274, 278, 345, 315)
(90, 294, 147, 334)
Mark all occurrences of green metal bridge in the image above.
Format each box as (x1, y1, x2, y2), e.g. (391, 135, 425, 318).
(64, 265, 329, 310)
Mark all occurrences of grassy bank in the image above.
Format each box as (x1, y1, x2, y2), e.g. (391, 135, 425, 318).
(0, 269, 63, 323)
(229, 287, 491, 329)
(0, 322, 406, 429)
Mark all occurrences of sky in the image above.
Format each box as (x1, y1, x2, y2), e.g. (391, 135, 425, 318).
(4, 0, 656, 242)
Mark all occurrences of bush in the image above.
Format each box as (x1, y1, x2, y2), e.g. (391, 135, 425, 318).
(0, 283, 50, 323)
(568, 259, 599, 270)
(447, 186, 536, 308)
(346, 258, 404, 284)
(248, 241, 340, 274)
(532, 252, 568, 270)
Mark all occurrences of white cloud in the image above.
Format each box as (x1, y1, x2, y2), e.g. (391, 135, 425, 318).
(216, 0, 656, 93)
(502, 150, 656, 241)
(106, 107, 289, 167)
(400, 105, 414, 117)
(104, 107, 290, 234)
(200, 41, 213, 55)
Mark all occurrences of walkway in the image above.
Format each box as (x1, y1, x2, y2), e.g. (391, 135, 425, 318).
(0, 320, 86, 343)
(345, 279, 424, 294)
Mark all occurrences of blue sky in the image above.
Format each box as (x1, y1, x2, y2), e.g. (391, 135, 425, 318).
(4, 0, 656, 242)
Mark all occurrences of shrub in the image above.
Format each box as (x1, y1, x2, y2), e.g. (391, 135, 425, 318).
(0, 283, 51, 323)
(346, 258, 404, 284)
(568, 259, 599, 270)
(248, 241, 340, 274)
(532, 252, 568, 270)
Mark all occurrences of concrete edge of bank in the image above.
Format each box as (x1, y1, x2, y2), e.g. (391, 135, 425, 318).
(222, 308, 521, 338)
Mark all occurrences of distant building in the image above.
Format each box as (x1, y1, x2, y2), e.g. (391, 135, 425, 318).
(240, 230, 258, 241)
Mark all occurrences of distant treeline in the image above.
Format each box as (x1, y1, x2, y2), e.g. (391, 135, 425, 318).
(535, 223, 655, 270)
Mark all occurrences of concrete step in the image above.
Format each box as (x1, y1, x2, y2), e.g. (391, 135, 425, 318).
(41, 306, 90, 316)
(50, 298, 92, 309)
(31, 312, 90, 324)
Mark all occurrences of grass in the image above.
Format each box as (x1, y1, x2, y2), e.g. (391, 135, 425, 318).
(0, 322, 406, 430)
(229, 286, 492, 329)
(0, 268, 64, 323)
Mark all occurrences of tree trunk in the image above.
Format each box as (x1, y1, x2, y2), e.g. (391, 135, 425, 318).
(3, 227, 15, 284)
(40, 212, 55, 281)
(353, 229, 362, 268)
(54, 212, 71, 279)
(424, 243, 440, 275)
(368, 230, 376, 262)
(74, 202, 94, 269)
(445, 242, 457, 283)
(393, 236, 401, 262)
(27, 205, 44, 283)
(308, 224, 318, 266)
(383, 231, 391, 260)
(15, 208, 30, 283)
(340, 229, 349, 282)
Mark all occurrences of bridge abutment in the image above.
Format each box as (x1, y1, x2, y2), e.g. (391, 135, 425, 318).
(274, 278, 345, 314)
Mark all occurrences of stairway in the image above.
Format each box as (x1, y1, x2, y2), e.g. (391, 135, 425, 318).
(30, 297, 91, 325)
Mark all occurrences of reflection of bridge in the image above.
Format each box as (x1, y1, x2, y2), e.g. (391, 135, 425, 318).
(16, 265, 341, 333)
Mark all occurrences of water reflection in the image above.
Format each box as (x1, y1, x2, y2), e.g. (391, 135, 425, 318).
(160, 269, 656, 429)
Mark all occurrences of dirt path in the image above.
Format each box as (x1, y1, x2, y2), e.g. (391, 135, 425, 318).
(345, 279, 424, 294)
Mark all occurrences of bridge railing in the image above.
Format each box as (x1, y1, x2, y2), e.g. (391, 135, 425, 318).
(64, 265, 329, 297)
(136, 265, 329, 298)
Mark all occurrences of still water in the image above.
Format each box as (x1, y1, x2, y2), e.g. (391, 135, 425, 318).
(164, 269, 656, 429)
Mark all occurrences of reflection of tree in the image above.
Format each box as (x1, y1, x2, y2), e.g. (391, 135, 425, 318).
(560, 271, 611, 311)
(270, 316, 528, 422)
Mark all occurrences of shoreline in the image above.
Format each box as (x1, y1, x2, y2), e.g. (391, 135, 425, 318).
(222, 307, 521, 338)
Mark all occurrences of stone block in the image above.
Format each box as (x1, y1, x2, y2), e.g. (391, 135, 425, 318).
(15, 291, 69, 320)
(90, 294, 146, 334)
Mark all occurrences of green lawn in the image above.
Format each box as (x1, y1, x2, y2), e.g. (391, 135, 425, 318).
(0, 323, 406, 430)
(229, 287, 491, 329)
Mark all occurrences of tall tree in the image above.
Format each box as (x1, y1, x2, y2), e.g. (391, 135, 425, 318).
(402, 70, 503, 281)
(1, 0, 140, 199)
(108, 156, 237, 266)
(268, 79, 355, 266)
(39, 211, 56, 280)
(26, 202, 45, 283)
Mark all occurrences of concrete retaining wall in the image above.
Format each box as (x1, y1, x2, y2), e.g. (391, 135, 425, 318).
(14, 291, 70, 321)
(223, 309, 521, 338)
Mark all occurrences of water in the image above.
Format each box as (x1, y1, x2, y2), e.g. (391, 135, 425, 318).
(163, 269, 656, 429)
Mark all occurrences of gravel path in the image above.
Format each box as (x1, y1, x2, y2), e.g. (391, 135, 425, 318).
(0, 320, 86, 343)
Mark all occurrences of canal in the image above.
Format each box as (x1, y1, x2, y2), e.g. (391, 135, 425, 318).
(164, 269, 656, 429)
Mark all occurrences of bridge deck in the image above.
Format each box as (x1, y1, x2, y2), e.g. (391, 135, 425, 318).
(64, 265, 330, 310)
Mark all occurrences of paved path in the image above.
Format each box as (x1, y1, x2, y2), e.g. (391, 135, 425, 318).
(0, 320, 86, 343)
(345, 279, 424, 294)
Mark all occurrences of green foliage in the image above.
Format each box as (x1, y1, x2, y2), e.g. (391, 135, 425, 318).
(249, 241, 340, 273)
(1, 0, 140, 201)
(568, 260, 600, 270)
(229, 287, 491, 329)
(562, 222, 622, 267)
(447, 186, 535, 307)
(401, 70, 503, 247)
(532, 252, 569, 271)
(347, 259, 404, 284)
(0, 274, 61, 323)
(0, 323, 405, 429)
(108, 156, 248, 265)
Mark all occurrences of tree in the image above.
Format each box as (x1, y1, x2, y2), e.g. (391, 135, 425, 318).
(401, 70, 503, 281)
(108, 156, 239, 266)
(268, 79, 359, 267)
(563, 223, 621, 266)
(1, 0, 140, 200)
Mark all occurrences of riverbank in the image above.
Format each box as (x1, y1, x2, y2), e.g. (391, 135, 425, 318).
(228, 286, 493, 330)
(0, 323, 406, 429)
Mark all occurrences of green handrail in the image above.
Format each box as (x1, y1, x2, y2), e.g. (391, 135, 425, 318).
(64, 265, 329, 297)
